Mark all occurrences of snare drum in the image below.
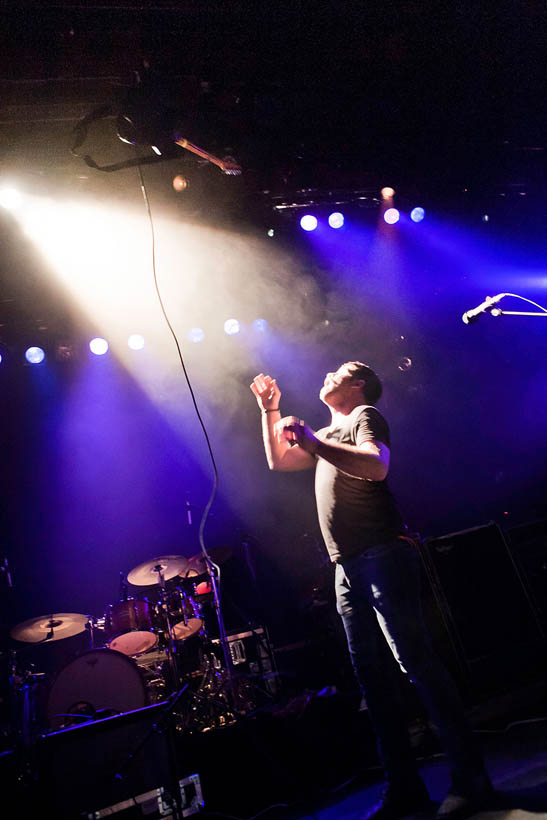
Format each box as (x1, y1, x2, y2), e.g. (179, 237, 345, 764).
(104, 598, 158, 657)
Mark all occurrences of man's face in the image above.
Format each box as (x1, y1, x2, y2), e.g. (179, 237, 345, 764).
(319, 363, 362, 406)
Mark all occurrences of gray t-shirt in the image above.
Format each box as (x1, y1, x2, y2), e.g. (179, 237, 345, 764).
(315, 405, 404, 563)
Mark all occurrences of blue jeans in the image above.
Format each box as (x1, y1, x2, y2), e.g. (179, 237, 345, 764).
(335, 538, 483, 786)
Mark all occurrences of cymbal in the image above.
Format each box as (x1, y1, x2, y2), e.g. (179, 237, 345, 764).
(11, 613, 89, 644)
(128, 555, 189, 586)
(185, 546, 232, 577)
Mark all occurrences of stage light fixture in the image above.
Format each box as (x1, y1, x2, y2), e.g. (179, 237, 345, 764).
(300, 214, 318, 232)
(128, 334, 145, 350)
(25, 346, 45, 364)
(410, 207, 425, 223)
(172, 175, 188, 192)
(0, 187, 22, 210)
(224, 319, 240, 336)
(253, 319, 268, 333)
(381, 187, 395, 200)
(89, 337, 109, 356)
(267, 228, 275, 237)
(383, 208, 400, 224)
(328, 212, 345, 229)
(188, 328, 205, 343)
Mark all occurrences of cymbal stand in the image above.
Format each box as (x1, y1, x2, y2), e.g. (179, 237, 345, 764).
(153, 564, 179, 692)
(202, 554, 237, 709)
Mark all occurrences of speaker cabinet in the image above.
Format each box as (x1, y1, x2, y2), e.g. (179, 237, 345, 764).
(420, 521, 546, 700)
(507, 519, 547, 633)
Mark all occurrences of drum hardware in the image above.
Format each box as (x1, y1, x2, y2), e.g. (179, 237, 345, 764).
(184, 547, 238, 717)
(124, 545, 242, 724)
(7, 654, 49, 747)
(167, 588, 203, 641)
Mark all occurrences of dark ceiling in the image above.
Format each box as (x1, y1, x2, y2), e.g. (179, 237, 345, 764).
(1, 1, 546, 204)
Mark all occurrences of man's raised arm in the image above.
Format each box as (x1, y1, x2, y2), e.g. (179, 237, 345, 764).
(250, 373, 316, 471)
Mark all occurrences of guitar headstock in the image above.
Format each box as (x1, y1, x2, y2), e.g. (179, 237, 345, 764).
(219, 157, 242, 175)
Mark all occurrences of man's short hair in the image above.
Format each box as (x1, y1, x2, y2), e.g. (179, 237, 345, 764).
(346, 362, 383, 405)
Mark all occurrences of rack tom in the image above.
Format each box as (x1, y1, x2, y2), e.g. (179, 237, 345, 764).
(104, 598, 158, 657)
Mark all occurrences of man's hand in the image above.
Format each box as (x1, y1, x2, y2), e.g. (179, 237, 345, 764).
(250, 373, 281, 411)
(274, 416, 319, 454)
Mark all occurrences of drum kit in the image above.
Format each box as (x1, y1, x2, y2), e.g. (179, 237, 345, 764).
(7, 546, 258, 741)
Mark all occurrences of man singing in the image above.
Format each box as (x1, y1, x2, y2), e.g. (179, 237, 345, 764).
(250, 362, 492, 820)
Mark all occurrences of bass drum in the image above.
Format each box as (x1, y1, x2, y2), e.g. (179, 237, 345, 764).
(46, 648, 147, 732)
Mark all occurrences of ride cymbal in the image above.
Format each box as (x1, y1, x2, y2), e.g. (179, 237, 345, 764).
(127, 555, 189, 586)
(185, 546, 232, 577)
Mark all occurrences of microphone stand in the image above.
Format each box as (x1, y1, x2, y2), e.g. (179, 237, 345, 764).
(491, 310, 547, 317)
(153, 565, 179, 693)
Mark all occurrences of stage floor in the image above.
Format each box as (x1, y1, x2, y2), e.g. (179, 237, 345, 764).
(5, 674, 547, 819)
(285, 716, 547, 820)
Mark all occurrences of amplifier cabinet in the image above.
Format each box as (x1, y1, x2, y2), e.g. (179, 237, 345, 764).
(507, 519, 547, 634)
(420, 521, 546, 700)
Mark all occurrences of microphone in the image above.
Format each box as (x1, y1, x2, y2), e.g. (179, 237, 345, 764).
(462, 294, 505, 324)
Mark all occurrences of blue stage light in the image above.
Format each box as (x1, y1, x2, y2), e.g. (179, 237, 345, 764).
(410, 207, 425, 223)
(188, 327, 205, 343)
(224, 319, 240, 336)
(383, 208, 400, 225)
(300, 214, 318, 232)
(328, 212, 345, 229)
(253, 318, 268, 333)
(25, 346, 45, 364)
(89, 338, 109, 356)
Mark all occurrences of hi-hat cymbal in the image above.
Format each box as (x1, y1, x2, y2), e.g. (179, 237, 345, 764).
(11, 613, 89, 644)
(185, 546, 232, 577)
(128, 555, 189, 586)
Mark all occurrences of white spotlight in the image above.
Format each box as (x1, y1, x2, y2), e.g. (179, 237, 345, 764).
(0, 188, 22, 210)
(383, 208, 400, 225)
(224, 319, 240, 336)
(128, 334, 145, 350)
(188, 328, 205, 343)
(89, 337, 109, 356)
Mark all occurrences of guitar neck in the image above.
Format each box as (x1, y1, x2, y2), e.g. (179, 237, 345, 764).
(174, 137, 241, 174)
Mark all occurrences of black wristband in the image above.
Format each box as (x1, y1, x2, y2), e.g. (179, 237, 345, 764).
(263, 408, 280, 413)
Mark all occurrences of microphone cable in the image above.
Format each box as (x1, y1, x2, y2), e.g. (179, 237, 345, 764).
(134, 149, 219, 565)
